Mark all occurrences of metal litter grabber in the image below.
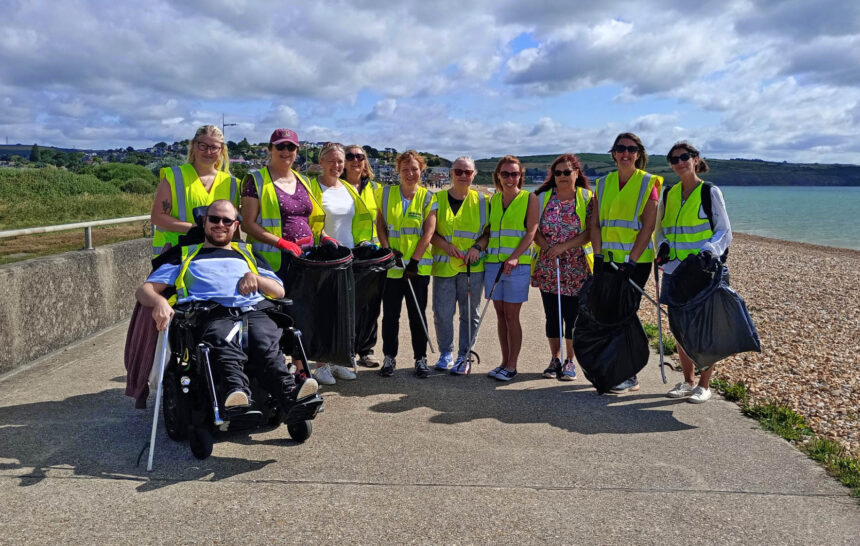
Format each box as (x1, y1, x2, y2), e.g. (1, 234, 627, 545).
(556, 257, 566, 365)
(608, 260, 668, 383)
(144, 324, 171, 471)
(464, 262, 481, 372)
(406, 277, 436, 354)
(465, 265, 504, 360)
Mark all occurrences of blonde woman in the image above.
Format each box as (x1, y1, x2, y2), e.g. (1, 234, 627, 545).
(150, 125, 237, 255)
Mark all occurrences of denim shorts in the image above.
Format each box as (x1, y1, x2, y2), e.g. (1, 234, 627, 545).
(484, 262, 531, 303)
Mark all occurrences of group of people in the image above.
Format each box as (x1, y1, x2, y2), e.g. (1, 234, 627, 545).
(139, 124, 732, 414)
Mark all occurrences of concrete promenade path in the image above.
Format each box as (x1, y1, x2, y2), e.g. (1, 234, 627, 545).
(1, 285, 858, 544)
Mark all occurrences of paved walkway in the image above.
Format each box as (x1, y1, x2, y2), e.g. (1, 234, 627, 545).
(1, 286, 858, 544)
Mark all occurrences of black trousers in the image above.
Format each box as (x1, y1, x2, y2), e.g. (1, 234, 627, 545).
(355, 281, 383, 357)
(381, 275, 429, 360)
(539, 290, 579, 339)
(197, 309, 295, 404)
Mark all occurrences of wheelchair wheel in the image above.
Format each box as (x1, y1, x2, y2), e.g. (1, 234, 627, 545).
(287, 420, 312, 443)
(162, 367, 189, 441)
(189, 426, 213, 459)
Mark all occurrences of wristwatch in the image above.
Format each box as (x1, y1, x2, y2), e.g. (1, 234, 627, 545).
(471, 243, 483, 252)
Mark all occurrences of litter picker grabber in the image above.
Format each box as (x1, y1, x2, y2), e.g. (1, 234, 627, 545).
(406, 277, 436, 354)
(608, 260, 668, 383)
(556, 257, 566, 364)
(464, 262, 481, 371)
(652, 260, 667, 383)
(466, 264, 504, 359)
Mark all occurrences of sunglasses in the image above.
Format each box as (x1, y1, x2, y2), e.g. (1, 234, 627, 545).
(274, 142, 298, 152)
(453, 169, 474, 176)
(196, 142, 222, 153)
(669, 153, 694, 164)
(613, 144, 639, 154)
(206, 215, 237, 225)
(345, 153, 365, 161)
(499, 171, 520, 179)
(553, 169, 574, 177)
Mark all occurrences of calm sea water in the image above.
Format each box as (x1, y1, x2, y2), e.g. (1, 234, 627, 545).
(520, 185, 860, 250)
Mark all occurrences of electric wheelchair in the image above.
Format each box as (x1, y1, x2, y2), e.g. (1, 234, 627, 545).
(158, 298, 324, 460)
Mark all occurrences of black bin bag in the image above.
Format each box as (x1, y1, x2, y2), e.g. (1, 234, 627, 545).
(280, 246, 355, 367)
(352, 246, 395, 354)
(664, 263, 761, 371)
(573, 269, 650, 393)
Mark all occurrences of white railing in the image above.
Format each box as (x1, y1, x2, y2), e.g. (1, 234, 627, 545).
(0, 215, 150, 249)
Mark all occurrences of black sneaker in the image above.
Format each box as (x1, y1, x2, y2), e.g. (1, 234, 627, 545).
(414, 357, 430, 378)
(542, 357, 562, 379)
(379, 355, 396, 377)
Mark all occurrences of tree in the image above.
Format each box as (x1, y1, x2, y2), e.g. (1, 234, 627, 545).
(29, 144, 40, 162)
(237, 138, 251, 155)
(154, 142, 167, 150)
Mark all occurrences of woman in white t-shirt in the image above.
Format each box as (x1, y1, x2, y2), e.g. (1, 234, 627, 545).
(308, 142, 376, 385)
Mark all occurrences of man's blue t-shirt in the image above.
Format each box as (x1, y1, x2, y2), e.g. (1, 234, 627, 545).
(146, 246, 283, 308)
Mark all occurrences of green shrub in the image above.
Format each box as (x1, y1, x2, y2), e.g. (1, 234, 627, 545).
(89, 162, 156, 184)
(803, 438, 860, 496)
(120, 177, 155, 194)
(0, 168, 120, 199)
(743, 401, 813, 441)
(711, 378, 750, 405)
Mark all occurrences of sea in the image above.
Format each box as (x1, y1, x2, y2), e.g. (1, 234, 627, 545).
(519, 185, 860, 251)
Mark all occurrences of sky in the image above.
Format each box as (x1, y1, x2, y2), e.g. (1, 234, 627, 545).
(1, 0, 859, 163)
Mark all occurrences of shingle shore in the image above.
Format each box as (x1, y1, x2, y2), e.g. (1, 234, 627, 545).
(637, 233, 860, 457)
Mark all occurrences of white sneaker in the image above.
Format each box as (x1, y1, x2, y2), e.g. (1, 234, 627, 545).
(667, 382, 694, 398)
(315, 364, 336, 385)
(332, 364, 357, 380)
(688, 386, 712, 404)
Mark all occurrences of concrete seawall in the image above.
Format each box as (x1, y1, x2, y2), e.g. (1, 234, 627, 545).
(0, 238, 150, 375)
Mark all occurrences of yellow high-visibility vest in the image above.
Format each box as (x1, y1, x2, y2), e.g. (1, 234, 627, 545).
(486, 190, 533, 265)
(172, 242, 261, 304)
(245, 167, 324, 272)
(308, 177, 374, 246)
(431, 189, 488, 276)
(378, 184, 435, 279)
(661, 181, 714, 261)
(153, 164, 237, 256)
(595, 169, 662, 263)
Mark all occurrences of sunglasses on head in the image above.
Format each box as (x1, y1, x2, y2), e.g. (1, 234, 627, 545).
(275, 142, 298, 152)
(669, 153, 694, 164)
(499, 170, 520, 179)
(206, 215, 237, 225)
(345, 152, 365, 161)
(613, 144, 639, 154)
(453, 168, 474, 176)
(553, 169, 573, 177)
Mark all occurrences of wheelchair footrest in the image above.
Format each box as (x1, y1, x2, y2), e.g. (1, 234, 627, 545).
(283, 395, 324, 424)
(220, 409, 264, 431)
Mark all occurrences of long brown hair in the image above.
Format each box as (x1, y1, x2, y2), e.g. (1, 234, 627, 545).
(610, 132, 648, 170)
(535, 153, 590, 195)
(492, 155, 524, 191)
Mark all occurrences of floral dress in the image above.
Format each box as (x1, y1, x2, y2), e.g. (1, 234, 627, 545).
(530, 192, 592, 296)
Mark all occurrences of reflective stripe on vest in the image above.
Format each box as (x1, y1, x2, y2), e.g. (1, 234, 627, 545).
(175, 242, 260, 302)
(486, 190, 532, 265)
(152, 164, 237, 256)
(661, 182, 714, 261)
(381, 184, 434, 278)
(431, 189, 488, 276)
(596, 170, 660, 263)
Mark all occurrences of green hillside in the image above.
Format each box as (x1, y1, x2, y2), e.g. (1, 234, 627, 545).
(473, 154, 860, 187)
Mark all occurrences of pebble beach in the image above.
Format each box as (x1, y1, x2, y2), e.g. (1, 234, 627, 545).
(638, 233, 860, 457)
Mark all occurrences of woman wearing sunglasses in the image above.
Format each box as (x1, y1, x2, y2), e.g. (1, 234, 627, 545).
(150, 125, 238, 256)
(240, 128, 325, 276)
(343, 144, 384, 368)
(428, 156, 489, 375)
(657, 141, 732, 404)
(532, 154, 594, 381)
(472, 155, 539, 382)
(588, 132, 663, 393)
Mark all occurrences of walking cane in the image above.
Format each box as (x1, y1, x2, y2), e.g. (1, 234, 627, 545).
(146, 324, 171, 471)
(608, 261, 669, 383)
(556, 257, 565, 365)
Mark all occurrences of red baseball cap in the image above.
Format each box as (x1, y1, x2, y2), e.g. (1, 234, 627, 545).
(270, 128, 299, 146)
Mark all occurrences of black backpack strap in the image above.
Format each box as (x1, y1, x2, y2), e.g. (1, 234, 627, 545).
(700, 181, 715, 231)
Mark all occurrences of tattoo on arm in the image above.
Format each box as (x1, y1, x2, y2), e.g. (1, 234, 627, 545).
(161, 200, 171, 214)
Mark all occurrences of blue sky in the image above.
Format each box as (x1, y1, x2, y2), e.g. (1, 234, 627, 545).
(2, 0, 859, 163)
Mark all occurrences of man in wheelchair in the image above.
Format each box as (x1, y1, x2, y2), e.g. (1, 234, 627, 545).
(135, 199, 318, 421)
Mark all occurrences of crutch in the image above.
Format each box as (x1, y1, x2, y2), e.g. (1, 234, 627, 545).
(466, 265, 504, 357)
(608, 261, 669, 383)
(556, 257, 566, 365)
(146, 324, 171, 472)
